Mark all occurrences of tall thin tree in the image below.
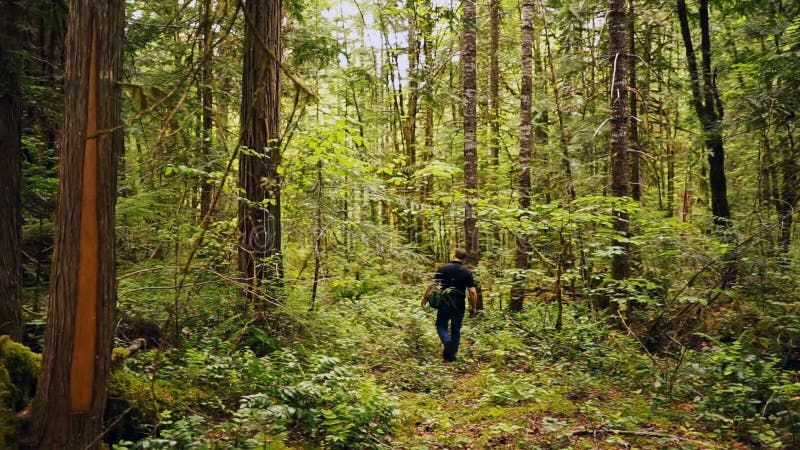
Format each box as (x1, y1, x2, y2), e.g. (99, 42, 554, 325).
(29, 0, 124, 447)
(677, 0, 731, 227)
(462, 0, 479, 266)
(628, 0, 641, 202)
(403, 0, 419, 168)
(489, 0, 501, 167)
(239, 0, 283, 304)
(199, 0, 215, 218)
(510, 0, 535, 312)
(610, 0, 631, 282)
(403, 0, 421, 243)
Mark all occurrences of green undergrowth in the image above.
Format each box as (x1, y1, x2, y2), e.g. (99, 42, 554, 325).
(110, 334, 399, 449)
(384, 301, 798, 449)
(105, 278, 799, 448)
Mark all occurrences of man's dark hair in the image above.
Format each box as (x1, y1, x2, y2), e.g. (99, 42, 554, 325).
(454, 248, 468, 260)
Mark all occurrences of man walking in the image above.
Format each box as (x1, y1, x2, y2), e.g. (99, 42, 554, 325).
(422, 248, 478, 362)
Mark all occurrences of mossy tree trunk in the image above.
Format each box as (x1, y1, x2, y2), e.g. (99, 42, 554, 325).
(28, 0, 124, 448)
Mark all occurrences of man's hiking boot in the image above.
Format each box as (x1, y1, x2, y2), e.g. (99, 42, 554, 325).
(443, 341, 456, 362)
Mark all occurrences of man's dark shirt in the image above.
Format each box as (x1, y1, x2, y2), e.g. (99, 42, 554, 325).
(434, 260, 475, 307)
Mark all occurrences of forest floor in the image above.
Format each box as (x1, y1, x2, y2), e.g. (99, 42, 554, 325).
(372, 311, 748, 450)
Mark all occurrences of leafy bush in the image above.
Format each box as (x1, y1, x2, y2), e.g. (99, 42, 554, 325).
(681, 336, 800, 447)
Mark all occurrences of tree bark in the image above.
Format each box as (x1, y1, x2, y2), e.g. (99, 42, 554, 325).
(778, 126, 798, 254)
(29, 0, 124, 447)
(677, 0, 731, 227)
(239, 0, 283, 304)
(199, 0, 214, 218)
(610, 0, 630, 282)
(462, 0, 479, 268)
(628, 0, 641, 202)
(403, 0, 420, 243)
(510, 0, 535, 312)
(402, 0, 419, 168)
(0, 0, 24, 341)
(489, 0, 501, 167)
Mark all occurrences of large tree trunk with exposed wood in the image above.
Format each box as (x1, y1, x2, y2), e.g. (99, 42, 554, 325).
(0, 0, 24, 341)
(28, 0, 124, 447)
(510, 0, 535, 312)
(610, 0, 630, 283)
(239, 0, 283, 305)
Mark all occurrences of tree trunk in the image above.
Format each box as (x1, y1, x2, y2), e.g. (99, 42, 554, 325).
(489, 0, 501, 167)
(310, 160, 323, 309)
(628, 0, 641, 202)
(677, 0, 731, 228)
(0, 0, 24, 341)
(778, 127, 798, 254)
(28, 0, 124, 447)
(403, 0, 418, 168)
(239, 0, 283, 304)
(510, 0, 535, 312)
(403, 0, 420, 243)
(610, 0, 630, 282)
(533, 19, 550, 200)
(199, 0, 214, 218)
(667, 145, 676, 217)
(462, 0, 480, 269)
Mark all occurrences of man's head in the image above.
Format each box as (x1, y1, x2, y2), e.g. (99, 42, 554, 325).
(454, 248, 468, 262)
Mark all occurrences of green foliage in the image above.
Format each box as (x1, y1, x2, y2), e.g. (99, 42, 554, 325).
(678, 336, 800, 447)
(113, 345, 397, 449)
(480, 370, 538, 406)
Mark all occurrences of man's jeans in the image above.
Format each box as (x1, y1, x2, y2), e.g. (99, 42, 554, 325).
(435, 303, 465, 362)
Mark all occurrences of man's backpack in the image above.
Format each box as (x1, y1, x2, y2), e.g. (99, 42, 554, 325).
(425, 286, 458, 309)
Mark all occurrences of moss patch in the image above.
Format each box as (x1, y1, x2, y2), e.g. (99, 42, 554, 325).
(0, 335, 41, 449)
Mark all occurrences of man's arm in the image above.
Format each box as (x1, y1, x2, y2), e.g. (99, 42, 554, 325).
(468, 287, 478, 316)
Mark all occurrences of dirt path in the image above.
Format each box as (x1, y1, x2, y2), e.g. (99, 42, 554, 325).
(389, 361, 740, 449)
